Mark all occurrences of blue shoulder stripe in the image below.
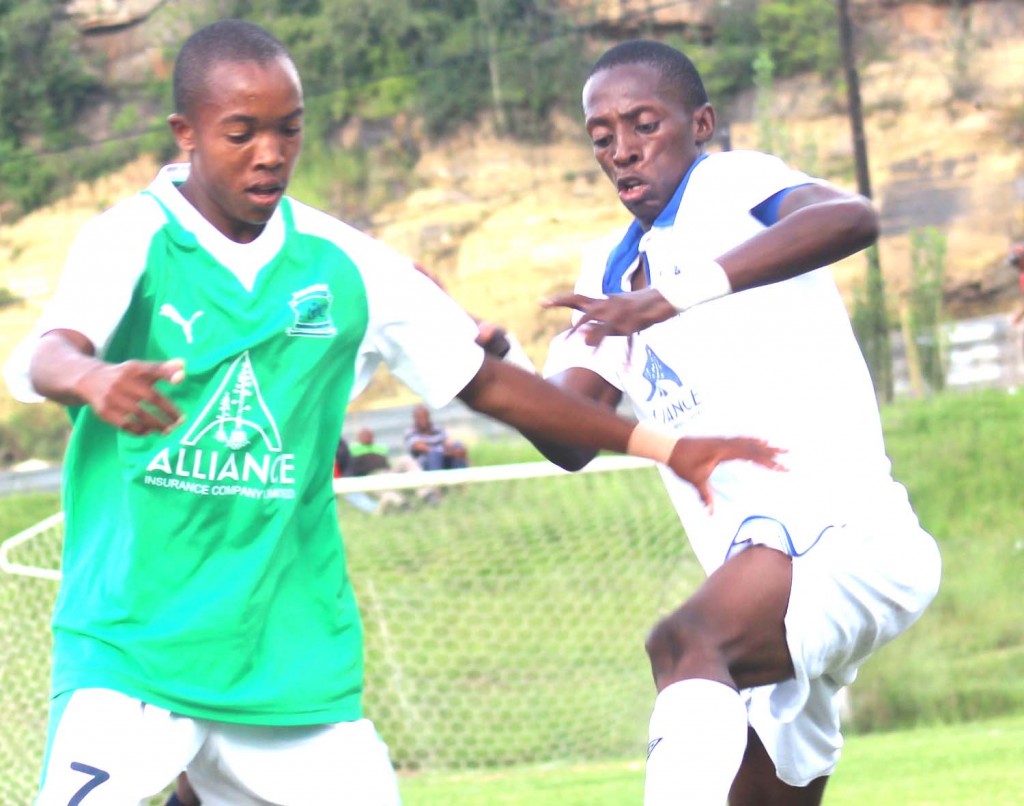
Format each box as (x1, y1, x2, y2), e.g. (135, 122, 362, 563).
(749, 183, 815, 227)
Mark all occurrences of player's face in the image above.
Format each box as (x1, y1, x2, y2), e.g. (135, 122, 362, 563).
(583, 63, 713, 230)
(168, 56, 303, 243)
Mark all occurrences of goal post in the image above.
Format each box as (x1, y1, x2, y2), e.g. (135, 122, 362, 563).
(0, 457, 700, 800)
(0, 511, 63, 805)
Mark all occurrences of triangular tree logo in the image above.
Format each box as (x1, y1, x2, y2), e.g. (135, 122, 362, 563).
(181, 351, 282, 452)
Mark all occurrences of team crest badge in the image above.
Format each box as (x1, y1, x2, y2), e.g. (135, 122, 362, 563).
(287, 283, 337, 338)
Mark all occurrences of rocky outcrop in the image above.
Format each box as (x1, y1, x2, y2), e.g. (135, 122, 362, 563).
(65, 0, 166, 32)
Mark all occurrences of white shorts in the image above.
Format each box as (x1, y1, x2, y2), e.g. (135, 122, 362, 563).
(37, 688, 401, 805)
(736, 514, 941, 787)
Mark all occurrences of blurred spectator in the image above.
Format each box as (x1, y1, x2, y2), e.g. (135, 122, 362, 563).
(333, 437, 378, 513)
(334, 437, 352, 479)
(404, 405, 468, 471)
(1009, 242, 1024, 326)
(1009, 243, 1024, 384)
(349, 427, 391, 476)
(339, 428, 435, 513)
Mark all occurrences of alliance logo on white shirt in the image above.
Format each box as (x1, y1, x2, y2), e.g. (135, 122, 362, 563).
(638, 345, 702, 427)
(143, 351, 296, 500)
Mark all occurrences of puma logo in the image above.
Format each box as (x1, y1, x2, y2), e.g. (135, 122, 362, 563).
(159, 304, 204, 344)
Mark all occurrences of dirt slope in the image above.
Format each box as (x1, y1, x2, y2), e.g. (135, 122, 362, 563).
(1, 11, 1022, 413)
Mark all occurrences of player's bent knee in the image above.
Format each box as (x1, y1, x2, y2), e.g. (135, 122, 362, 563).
(645, 608, 723, 684)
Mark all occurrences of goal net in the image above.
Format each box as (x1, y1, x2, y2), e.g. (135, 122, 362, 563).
(0, 457, 702, 801)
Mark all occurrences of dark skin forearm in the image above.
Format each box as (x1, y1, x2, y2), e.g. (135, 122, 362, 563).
(30, 330, 108, 407)
(457, 356, 634, 457)
(458, 355, 784, 508)
(516, 368, 624, 471)
(719, 189, 879, 293)
(29, 329, 184, 435)
(545, 184, 880, 341)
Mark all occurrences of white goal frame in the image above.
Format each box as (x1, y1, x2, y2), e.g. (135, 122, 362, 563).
(0, 456, 656, 582)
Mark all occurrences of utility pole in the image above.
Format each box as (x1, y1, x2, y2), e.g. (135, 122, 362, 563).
(837, 0, 893, 402)
(477, 0, 508, 134)
(838, 0, 871, 199)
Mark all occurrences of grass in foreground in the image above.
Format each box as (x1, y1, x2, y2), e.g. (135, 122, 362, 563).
(1, 389, 1022, 803)
(398, 713, 1024, 805)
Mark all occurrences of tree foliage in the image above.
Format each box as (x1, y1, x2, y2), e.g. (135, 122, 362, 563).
(685, 0, 840, 106)
(0, 0, 859, 219)
(223, 0, 581, 139)
(0, 1, 102, 213)
(757, 0, 839, 79)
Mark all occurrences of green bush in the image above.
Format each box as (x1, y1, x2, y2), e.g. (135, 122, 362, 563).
(756, 0, 839, 79)
(0, 0, 101, 215)
(0, 287, 24, 310)
(851, 245, 894, 403)
(0, 404, 70, 467)
(906, 228, 948, 394)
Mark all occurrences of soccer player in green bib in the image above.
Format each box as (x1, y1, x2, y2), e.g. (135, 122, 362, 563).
(6, 19, 783, 805)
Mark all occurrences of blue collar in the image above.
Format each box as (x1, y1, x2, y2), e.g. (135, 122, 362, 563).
(602, 153, 708, 296)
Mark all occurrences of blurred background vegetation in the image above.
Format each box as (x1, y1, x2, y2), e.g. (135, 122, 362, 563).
(0, 0, 1021, 458)
(0, 0, 860, 222)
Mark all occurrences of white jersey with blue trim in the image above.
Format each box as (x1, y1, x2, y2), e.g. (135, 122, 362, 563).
(545, 150, 918, 574)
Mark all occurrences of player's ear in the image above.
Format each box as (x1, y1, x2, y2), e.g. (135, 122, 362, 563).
(693, 103, 715, 146)
(167, 113, 196, 154)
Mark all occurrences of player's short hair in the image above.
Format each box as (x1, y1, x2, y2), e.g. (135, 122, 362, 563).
(589, 40, 709, 111)
(173, 19, 294, 116)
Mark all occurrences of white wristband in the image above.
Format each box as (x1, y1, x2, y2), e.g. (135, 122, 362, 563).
(626, 421, 677, 464)
(657, 259, 732, 312)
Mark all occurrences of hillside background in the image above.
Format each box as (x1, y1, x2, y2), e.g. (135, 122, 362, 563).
(0, 0, 1022, 419)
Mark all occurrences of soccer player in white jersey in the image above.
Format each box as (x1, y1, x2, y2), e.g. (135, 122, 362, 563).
(3, 21, 784, 806)
(533, 40, 942, 805)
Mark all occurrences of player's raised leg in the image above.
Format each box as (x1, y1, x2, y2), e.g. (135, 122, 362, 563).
(643, 546, 795, 806)
(730, 727, 828, 806)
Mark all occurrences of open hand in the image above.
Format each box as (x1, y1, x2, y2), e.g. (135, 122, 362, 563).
(668, 437, 786, 512)
(78, 358, 186, 436)
(542, 288, 676, 346)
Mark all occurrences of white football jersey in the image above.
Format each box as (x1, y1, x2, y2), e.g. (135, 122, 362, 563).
(546, 151, 917, 573)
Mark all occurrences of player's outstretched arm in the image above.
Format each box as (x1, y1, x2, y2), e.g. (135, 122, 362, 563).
(457, 356, 783, 506)
(517, 367, 625, 472)
(29, 329, 185, 436)
(545, 184, 879, 346)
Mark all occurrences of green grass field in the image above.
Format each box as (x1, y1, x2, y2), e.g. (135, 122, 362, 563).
(397, 714, 1024, 804)
(1, 387, 1022, 803)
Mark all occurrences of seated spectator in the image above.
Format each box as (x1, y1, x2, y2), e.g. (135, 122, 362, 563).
(1009, 242, 1024, 383)
(1010, 242, 1024, 326)
(334, 437, 352, 479)
(404, 405, 468, 471)
(333, 436, 378, 513)
(340, 428, 435, 512)
(348, 427, 392, 476)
